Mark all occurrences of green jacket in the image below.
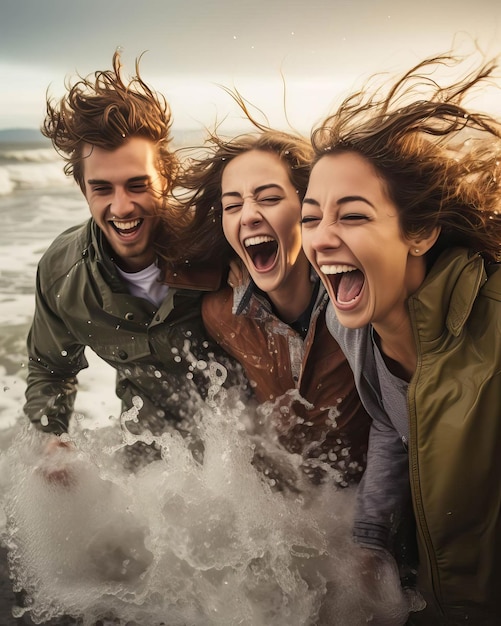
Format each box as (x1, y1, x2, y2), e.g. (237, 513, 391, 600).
(408, 248, 501, 623)
(25, 219, 239, 435)
(327, 248, 501, 624)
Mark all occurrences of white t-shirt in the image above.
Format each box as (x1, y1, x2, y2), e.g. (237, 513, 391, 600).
(117, 262, 169, 307)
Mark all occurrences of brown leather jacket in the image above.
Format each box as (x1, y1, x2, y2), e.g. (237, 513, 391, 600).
(202, 280, 371, 486)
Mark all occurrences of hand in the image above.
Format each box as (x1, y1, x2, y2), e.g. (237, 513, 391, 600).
(356, 546, 399, 592)
(356, 547, 411, 625)
(36, 435, 78, 488)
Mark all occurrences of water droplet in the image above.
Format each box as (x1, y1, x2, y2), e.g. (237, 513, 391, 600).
(132, 396, 143, 409)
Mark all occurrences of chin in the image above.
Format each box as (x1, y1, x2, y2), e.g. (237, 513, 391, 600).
(334, 308, 369, 330)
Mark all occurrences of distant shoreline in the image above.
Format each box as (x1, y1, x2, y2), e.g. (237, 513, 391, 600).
(0, 126, 248, 148)
(0, 128, 47, 144)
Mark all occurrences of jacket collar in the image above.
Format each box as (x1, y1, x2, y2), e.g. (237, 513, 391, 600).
(87, 220, 125, 292)
(233, 268, 325, 318)
(408, 247, 487, 340)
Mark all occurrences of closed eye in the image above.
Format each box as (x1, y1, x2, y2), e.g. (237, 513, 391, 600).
(222, 202, 243, 212)
(300, 215, 320, 225)
(128, 182, 149, 193)
(341, 214, 370, 222)
(256, 195, 283, 206)
(91, 185, 112, 194)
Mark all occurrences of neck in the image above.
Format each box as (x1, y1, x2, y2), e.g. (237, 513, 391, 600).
(373, 317, 416, 381)
(115, 255, 156, 273)
(372, 254, 428, 380)
(268, 255, 314, 324)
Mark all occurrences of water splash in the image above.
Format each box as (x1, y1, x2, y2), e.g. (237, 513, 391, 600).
(0, 376, 415, 625)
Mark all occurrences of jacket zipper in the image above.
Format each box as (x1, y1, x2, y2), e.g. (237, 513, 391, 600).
(407, 297, 445, 616)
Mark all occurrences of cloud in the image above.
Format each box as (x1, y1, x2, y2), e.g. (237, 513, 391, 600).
(1, 0, 500, 130)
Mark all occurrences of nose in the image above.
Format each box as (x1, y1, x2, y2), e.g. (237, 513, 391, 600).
(240, 197, 262, 227)
(110, 187, 134, 218)
(310, 218, 342, 252)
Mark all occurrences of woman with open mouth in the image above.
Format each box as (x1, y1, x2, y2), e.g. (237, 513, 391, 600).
(175, 102, 371, 491)
(301, 53, 501, 625)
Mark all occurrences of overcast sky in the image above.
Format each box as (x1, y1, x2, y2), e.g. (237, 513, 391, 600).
(1, 0, 500, 136)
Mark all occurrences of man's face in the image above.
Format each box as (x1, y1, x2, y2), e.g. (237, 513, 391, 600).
(83, 137, 165, 272)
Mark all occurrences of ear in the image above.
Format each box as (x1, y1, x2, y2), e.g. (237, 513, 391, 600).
(408, 226, 441, 257)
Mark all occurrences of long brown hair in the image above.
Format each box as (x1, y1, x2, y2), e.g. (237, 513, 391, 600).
(172, 92, 313, 265)
(311, 54, 501, 263)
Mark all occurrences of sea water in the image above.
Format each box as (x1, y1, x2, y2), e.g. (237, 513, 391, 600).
(0, 138, 419, 625)
(1, 390, 415, 626)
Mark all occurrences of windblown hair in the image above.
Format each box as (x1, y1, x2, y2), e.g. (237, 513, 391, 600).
(42, 51, 178, 195)
(173, 92, 313, 265)
(311, 54, 501, 263)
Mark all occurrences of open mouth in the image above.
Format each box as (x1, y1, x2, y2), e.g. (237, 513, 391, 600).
(110, 218, 144, 236)
(321, 264, 365, 304)
(244, 235, 278, 271)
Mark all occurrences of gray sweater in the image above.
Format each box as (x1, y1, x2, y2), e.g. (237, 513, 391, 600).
(325, 305, 411, 550)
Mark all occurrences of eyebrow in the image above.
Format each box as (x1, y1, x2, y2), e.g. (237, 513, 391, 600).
(221, 183, 284, 199)
(302, 194, 375, 208)
(87, 175, 151, 185)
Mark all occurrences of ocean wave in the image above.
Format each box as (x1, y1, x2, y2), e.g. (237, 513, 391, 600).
(0, 162, 71, 196)
(0, 148, 56, 163)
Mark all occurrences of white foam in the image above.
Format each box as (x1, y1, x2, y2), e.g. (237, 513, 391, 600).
(0, 386, 415, 626)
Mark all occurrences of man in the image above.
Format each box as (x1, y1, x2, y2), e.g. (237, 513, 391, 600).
(24, 51, 240, 446)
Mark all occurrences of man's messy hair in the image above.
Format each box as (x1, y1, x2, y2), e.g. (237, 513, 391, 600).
(42, 51, 178, 194)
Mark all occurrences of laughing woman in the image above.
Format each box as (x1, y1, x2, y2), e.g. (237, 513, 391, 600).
(175, 117, 370, 489)
(301, 54, 501, 624)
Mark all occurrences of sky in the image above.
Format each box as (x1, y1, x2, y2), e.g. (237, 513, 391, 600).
(1, 0, 501, 138)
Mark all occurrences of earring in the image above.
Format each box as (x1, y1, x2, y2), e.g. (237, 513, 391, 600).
(414, 248, 420, 254)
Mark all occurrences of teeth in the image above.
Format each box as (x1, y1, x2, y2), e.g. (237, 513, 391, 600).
(320, 264, 357, 275)
(111, 219, 141, 230)
(244, 235, 274, 247)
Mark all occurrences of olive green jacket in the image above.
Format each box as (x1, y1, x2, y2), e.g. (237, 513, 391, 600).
(24, 219, 239, 435)
(408, 249, 501, 623)
(327, 248, 501, 624)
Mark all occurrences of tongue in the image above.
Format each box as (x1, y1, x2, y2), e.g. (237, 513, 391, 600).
(254, 253, 270, 270)
(252, 242, 277, 271)
(337, 270, 364, 303)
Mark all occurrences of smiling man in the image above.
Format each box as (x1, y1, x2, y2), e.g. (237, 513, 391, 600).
(24, 52, 239, 447)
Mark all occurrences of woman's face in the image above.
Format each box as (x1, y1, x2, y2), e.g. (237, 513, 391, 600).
(221, 150, 304, 294)
(301, 151, 425, 330)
